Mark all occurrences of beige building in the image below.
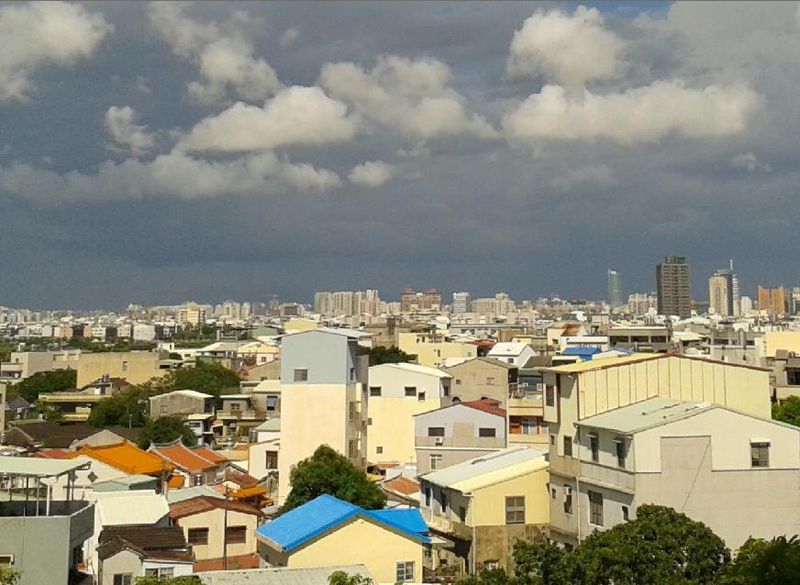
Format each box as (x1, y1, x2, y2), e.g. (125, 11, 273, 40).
(0, 349, 81, 382)
(555, 397, 800, 550)
(367, 363, 452, 464)
(398, 332, 476, 368)
(708, 274, 730, 317)
(77, 351, 169, 387)
(443, 357, 517, 406)
(419, 447, 550, 575)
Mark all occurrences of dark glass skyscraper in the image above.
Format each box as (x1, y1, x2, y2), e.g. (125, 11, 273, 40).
(656, 256, 691, 318)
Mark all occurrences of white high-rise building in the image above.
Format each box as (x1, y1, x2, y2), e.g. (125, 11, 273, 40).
(452, 292, 470, 314)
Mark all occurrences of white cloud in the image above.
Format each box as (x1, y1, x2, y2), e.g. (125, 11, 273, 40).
(0, 1, 112, 102)
(730, 152, 772, 173)
(319, 55, 498, 140)
(179, 86, 359, 153)
(0, 150, 341, 203)
(503, 81, 760, 145)
(508, 6, 626, 90)
(348, 161, 395, 188)
(550, 164, 615, 192)
(279, 27, 300, 48)
(105, 106, 156, 156)
(148, 2, 280, 104)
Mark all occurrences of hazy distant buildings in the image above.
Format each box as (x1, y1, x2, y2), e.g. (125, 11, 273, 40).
(656, 256, 691, 318)
(452, 292, 471, 314)
(177, 301, 206, 326)
(400, 288, 441, 312)
(758, 285, 787, 317)
(627, 292, 657, 316)
(709, 262, 740, 317)
(607, 269, 623, 308)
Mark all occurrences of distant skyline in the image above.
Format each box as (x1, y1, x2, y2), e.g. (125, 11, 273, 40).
(2, 2, 800, 309)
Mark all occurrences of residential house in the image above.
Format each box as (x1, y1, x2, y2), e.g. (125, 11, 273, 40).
(415, 399, 507, 475)
(196, 565, 373, 585)
(74, 442, 174, 489)
(256, 494, 429, 583)
(76, 351, 170, 387)
(367, 363, 452, 464)
(277, 328, 370, 505)
(0, 457, 96, 585)
(170, 495, 263, 572)
(486, 343, 536, 368)
(250, 417, 280, 444)
(97, 525, 194, 584)
(557, 397, 800, 550)
(248, 439, 280, 484)
(149, 440, 226, 486)
(0, 349, 81, 382)
(442, 358, 518, 406)
(216, 394, 264, 442)
(398, 332, 477, 368)
(3, 395, 32, 423)
(419, 447, 549, 575)
(149, 390, 216, 445)
(3, 420, 138, 450)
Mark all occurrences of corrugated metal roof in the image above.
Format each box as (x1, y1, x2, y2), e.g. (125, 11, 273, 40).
(0, 456, 91, 477)
(487, 342, 530, 356)
(575, 397, 712, 434)
(370, 362, 452, 378)
(543, 353, 661, 373)
(166, 485, 225, 504)
(420, 447, 547, 493)
(198, 565, 372, 585)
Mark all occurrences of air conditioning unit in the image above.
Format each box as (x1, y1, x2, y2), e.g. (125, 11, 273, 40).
(434, 437, 444, 446)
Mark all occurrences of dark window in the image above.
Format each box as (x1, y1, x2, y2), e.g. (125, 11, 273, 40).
(622, 505, 630, 521)
(564, 487, 573, 515)
(563, 436, 573, 457)
(188, 528, 209, 545)
(615, 438, 626, 468)
(545, 385, 555, 407)
(590, 433, 599, 462)
(424, 486, 431, 507)
(589, 491, 603, 526)
(113, 575, 133, 585)
(226, 525, 247, 544)
(405, 386, 417, 397)
(478, 427, 496, 438)
(751, 442, 770, 467)
(505, 496, 525, 524)
(265, 451, 278, 469)
(418, 391, 426, 401)
(369, 386, 382, 397)
(376, 446, 383, 454)
(293, 368, 308, 382)
(427, 426, 445, 437)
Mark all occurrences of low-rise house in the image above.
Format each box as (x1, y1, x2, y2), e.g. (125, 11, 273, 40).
(250, 417, 280, 444)
(149, 389, 215, 419)
(442, 358, 518, 406)
(415, 399, 507, 475)
(486, 342, 536, 368)
(256, 494, 430, 583)
(248, 438, 280, 483)
(4, 420, 138, 450)
(216, 394, 264, 442)
(97, 525, 194, 584)
(419, 447, 550, 574)
(197, 565, 372, 585)
(76, 350, 171, 387)
(149, 440, 226, 486)
(554, 397, 800, 550)
(170, 495, 263, 572)
(381, 475, 421, 506)
(74, 442, 173, 489)
(4, 395, 33, 422)
(398, 332, 477, 368)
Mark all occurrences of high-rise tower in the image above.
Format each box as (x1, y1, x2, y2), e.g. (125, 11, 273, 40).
(657, 256, 691, 318)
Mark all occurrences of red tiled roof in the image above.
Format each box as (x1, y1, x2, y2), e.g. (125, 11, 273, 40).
(191, 446, 228, 465)
(193, 553, 261, 573)
(76, 442, 172, 475)
(384, 475, 420, 496)
(151, 441, 217, 474)
(225, 467, 259, 487)
(461, 398, 506, 418)
(169, 496, 262, 520)
(33, 449, 73, 459)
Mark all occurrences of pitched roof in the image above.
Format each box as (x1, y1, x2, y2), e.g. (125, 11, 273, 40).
(544, 352, 770, 374)
(97, 525, 191, 561)
(461, 398, 506, 418)
(0, 456, 91, 478)
(420, 447, 548, 493)
(151, 440, 218, 473)
(574, 397, 719, 435)
(370, 362, 452, 378)
(196, 565, 372, 585)
(444, 356, 516, 371)
(76, 442, 171, 475)
(383, 475, 420, 496)
(192, 446, 229, 464)
(4, 421, 138, 448)
(169, 495, 263, 520)
(166, 485, 225, 504)
(193, 553, 262, 573)
(487, 342, 531, 357)
(256, 494, 429, 552)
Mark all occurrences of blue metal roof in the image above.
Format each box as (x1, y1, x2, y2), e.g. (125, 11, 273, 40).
(256, 495, 430, 552)
(562, 347, 601, 360)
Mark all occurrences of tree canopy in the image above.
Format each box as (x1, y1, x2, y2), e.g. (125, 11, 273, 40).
(715, 536, 800, 585)
(137, 415, 197, 449)
(88, 385, 150, 428)
(772, 397, 800, 427)
(363, 345, 413, 366)
(134, 577, 200, 585)
(9, 368, 77, 402)
(0, 567, 19, 585)
(328, 571, 374, 585)
(281, 444, 386, 513)
(162, 360, 241, 398)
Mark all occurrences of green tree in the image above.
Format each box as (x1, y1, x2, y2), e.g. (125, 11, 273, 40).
(458, 569, 513, 585)
(281, 444, 386, 513)
(772, 396, 800, 427)
(715, 536, 800, 585)
(328, 571, 374, 585)
(88, 386, 150, 428)
(134, 577, 199, 585)
(0, 567, 20, 585)
(363, 345, 413, 366)
(160, 360, 241, 399)
(137, 415, 197, 449)
(9, 369, 77, 403)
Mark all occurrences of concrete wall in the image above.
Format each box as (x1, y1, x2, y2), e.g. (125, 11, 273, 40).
(443, 359, 514, 406)
(280, 331, 364, 386)
(78, 352, 164, 387)
(149, 393, 210, 418)
(175, 508, 259, 560)
(398, 333, 476, 368)
(100, 549, 141, 585)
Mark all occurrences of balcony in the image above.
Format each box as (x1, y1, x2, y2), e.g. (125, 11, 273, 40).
(578, 460, 636, 493)
(216, 409, 261, 420)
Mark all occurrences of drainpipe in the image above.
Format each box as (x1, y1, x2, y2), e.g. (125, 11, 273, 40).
(470, 494, 476, 575)
(575, 472, 581, 544)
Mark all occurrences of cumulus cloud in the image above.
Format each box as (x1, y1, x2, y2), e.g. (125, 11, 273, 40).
(319, 55, 498, 140)
(179, 86, 359, 153)
(508, 6, 626, 90)
(279, 27, 300, 48)
(348, 161, 395, 187)
(551, 164, 615, 191)
(0, 1, 112, 102)
(730, 152, 772, 173)
(0, 151, 340, 203)
(105, 106, 156, 156)
(148, 2, 280, 104)
(503, 81, 760, 145)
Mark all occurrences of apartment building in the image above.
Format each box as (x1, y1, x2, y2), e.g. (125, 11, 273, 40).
(0, 349, 81, 382)
(656, 256, 691, 318)
(77, 351, 169, 387)
(398, 332, 476, 368)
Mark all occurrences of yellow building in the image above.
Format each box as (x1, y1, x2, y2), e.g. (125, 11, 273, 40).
(77, 351, 169, 387)
(765, 331, 800, 358)
(419, 447, 550, 574)
(257, 494, 429, 583)
(398, 332, 476, 368)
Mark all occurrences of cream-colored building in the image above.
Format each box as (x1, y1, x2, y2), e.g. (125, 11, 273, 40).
(0, 349, 81, 382)
(419, 447, 550, 574)
(367, 363, 452, 464)
(556, 397, 800, 550)
(764, 330, 800, 358)
(77, 351, 169, 387)
(398, 332, 476, 368)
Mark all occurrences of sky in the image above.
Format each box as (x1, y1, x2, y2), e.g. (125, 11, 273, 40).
(1, 1, 799, 310)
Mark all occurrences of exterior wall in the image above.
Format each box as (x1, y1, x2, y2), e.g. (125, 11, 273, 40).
(278, 383, 366, 505)
(486, 346, 535, 368)
(278, 517, 424, 584)
(149, 393, 210, 418)
(473, 524, 546, 573)
(280, 332, 366, 386)
(765, 331, 800, 358)
(142, 559, 194, 577)
(443, 359, 516, 406)
(175, 508, 259, 560)
(416, 448, 500, 476)
(248, 440, 280, 479)
(100, 549, 141, 585)
(398, 333, 477, 368)
(77, 352, 164, 387)
(469, 470, 550, 528)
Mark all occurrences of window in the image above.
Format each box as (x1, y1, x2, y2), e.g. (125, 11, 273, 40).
(751, 441, 770, 468)
(405, 386, 417, 397)
(293, 368, 308, 382)
(350, 367, 355, 380)
(230, 402, 241, 412)
(563, 436, 573, 457)
(589, 433, 599, 462)
(615, 438, 626, 468)
(396, 561, 415, 583)
(113, 575, 132, 585)
(545, 384, 555, 407)
(505, 496, 525, 524)
(160, 403, 167, 415)
(484, 560, 500, 570)
(418, 391, 426, 401)
(0, 555, 13, 568)
(564, 487, 573, 514)
(367, 417, 372, 426)
(193, 474, 203, 486)
(226, 525, 247, 544)
(348, 439, 358, 458)
(187, 528, 209, 545)
(589, 491, 603, 526)
(427, 426, 445, 437)
(265, 451, 278, 469)
(520, 418, 537, 435)
(622, 505, 630, 521)
(551, 487, 556, 499)
(424, 486, 431, 507)
(376, 446, 383, 454)
(145, 568, 174, 578)
(122, 361, 128, 372)
(430, 454, 443, 470)
(507, 358, 514, 364)
(266, 395, 278, 411)
(479, 427, 496, 438)
(456, 379, 462, 385)
(348, 401, 358, 421)
(486, 376, 495, 385)
(550, 434, 556, 446)
(369, 386, 382, 397)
